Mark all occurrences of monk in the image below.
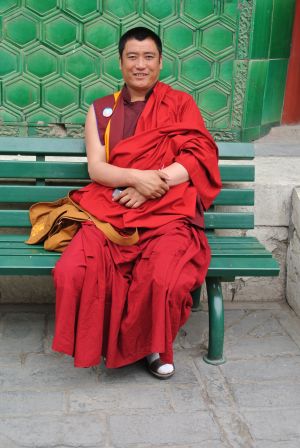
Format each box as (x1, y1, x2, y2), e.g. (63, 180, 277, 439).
(51, 27, 222, 379)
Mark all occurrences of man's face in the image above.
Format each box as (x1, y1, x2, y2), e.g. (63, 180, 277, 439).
(120, 37, 162, 97)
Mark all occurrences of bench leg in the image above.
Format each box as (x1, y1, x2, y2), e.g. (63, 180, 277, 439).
(191, 286, 202, 312)
(203, 277, 226, 365)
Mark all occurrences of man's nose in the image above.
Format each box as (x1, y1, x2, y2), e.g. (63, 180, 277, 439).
(135, 57, 146, 69)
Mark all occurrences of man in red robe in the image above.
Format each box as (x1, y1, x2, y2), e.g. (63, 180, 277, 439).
(52, 27, 222, 379)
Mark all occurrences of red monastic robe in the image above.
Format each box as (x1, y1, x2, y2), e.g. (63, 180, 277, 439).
(52, 82, 221, 368)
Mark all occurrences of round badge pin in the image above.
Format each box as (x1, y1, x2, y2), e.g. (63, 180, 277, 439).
(102, 107, 113, 117)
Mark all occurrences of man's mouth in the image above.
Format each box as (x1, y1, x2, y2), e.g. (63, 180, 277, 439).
(134, 73, 148, 78)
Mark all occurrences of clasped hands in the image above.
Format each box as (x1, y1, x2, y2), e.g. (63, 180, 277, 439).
(112, 169, 169, 209)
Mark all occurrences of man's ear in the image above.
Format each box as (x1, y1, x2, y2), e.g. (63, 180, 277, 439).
(119, 57, 122, 69)
(159, 55, 163, 69)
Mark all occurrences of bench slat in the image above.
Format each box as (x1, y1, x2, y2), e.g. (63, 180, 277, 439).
(0, 239, 266, 252)
(0, 244, 272, 258)
(0, 160, 254, 183)
(217, 142, 254, 159)
(0, 210, 255, 230)
(0, 137, 85, 156)
(0, 254, 279, 276)
(208, 257, 279, 276)
(214, 189, 254, 205)
(0, 185, 81, 203)
(205, 212, 254, 229)
(0, 234, 261, 243)
(0, 161, 88, 179)
(0, 186, 254, 206)
(219, 165, 254, 181)
(0, 138, 255, 160)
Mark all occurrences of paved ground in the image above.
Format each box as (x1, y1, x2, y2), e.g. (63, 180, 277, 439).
(1, 301, 300, 448)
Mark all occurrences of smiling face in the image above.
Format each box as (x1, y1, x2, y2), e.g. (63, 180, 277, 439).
(119, 37, 162, 100)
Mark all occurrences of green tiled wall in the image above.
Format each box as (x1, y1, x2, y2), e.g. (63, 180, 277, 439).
(0, 0, 296, 141)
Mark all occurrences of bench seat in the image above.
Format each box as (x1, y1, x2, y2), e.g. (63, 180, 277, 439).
(0, 136, 280, 365)
(0, 234, 280, 277)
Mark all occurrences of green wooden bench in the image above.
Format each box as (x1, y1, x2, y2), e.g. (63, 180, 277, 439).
(0, 136, 280, 365)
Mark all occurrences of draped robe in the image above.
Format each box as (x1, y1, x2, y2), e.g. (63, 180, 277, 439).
(52, 82, 222, 368)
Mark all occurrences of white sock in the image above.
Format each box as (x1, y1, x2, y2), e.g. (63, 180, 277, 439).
(146, 352, 174, 374)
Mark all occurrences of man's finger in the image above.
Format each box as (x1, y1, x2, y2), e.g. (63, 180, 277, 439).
(157, 170, 170, 181)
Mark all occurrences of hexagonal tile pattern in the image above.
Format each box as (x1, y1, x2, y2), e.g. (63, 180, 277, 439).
(224, 0, 239, 22)
(63, 110, 86, 124)
(65, 49, 98, 81)
(43, 79, 79, 111)
(4, 13, 38, 47)
(0, 45, 19, 78)
(144, 0, 176, 21)
(4, 77, 40, 110)
(82, 80, 116, 107)
(26, 108, 58, 123)
(202, 23, 234, 54)
(219, 59, 234, 85)
(43, 14, 79, 53)
(25, 47, 58, 79)
(25, 0, 57, 16)
(0, 107, 22, 122)
(103, 0, 137, 19)
(197, 86, 228, 115)
(183, 0, 216, 23)
(85, 18, 119, 52)
(0, 2, 239, 130)
(0, 0, 18, 14)
(181, 53, 212, 85)
(159, 51, 177, 83)
(163, 21, 195, 53)
(63, 0, 99, 21)
(103, 54, 123, 82)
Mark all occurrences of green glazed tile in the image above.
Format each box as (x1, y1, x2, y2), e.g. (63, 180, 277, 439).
(25, 47, 58, 79)
(0, 45, 19, 78)
(183, 0, 215, 23)
(26, 0, 57, 16)
(262, 59, 289, 124)
(0, 0, 18, 14)
(85, 18, 119, 51)
(5, 78, 40, 110)
(219, 59, 234, 85)
(202, 24, 234, 54)
(0, 108, 22, 123)
(103, 0, 138, 18)
(163, 22, 195, 53)
(144, 0, 176, 20)
(243, 60, 268, 128)
(5, 13, 38, 47)
(269, 0, 296, 58)
(223, 0, 239, 22)
(63, 0, 98, 19)
(44, 15, 78, 52)
(44, 80, 79, 111)
(241, 126, 262, 142)
(181, 53, 212, 85)
(250, 0, 273, 59)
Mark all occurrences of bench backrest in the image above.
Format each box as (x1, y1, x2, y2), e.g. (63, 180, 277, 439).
(0, 137, 254, 231)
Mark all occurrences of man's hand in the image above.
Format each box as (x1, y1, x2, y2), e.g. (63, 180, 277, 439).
(112, 187, 147, 208)
(131, 169, 170, 199)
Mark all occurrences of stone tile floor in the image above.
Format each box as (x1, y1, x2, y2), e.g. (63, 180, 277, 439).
(0, 301, 300, 447)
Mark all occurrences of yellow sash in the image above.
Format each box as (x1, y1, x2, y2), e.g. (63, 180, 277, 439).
(104, 91, 121, 162)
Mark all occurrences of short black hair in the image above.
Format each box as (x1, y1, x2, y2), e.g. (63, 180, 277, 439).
(119, 27, 162, 57)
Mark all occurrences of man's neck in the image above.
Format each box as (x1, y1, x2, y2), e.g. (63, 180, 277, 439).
(126, 82, 157, 102)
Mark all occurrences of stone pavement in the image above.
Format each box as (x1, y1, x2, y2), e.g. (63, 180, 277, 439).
(1, 301, 300, 448)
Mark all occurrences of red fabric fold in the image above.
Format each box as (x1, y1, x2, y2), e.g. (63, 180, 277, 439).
(71, 82, 221, 229)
